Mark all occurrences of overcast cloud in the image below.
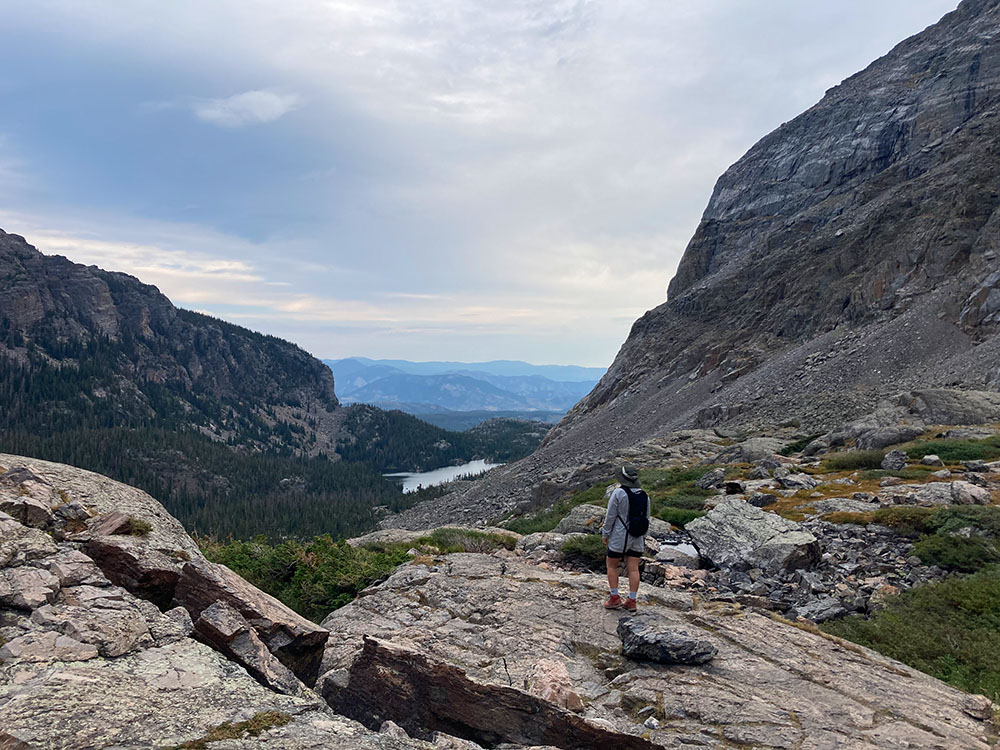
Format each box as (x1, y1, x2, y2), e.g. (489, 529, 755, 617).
(0, 1, 959, 366)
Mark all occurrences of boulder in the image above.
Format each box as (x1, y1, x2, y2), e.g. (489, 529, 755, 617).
(41, 548, 109, 588)
(736, 438, 786, 463)
(516, 531, 569, 553)
(173, 559, 329, 685)
(0, 566, 61, 610)
(855, 425, 925, 451)
(777, 473, 819, 491)
(921, 455, 945, 467)
(724, 480, 747, 495)
(881, 450, 908, 471)
(747, 493, 778, 508)
(897, 389, 1000, 425)
(554, 504, 606, 534)
(87, 536, 183, 610)
(30, 593, 153, 658)
(686, 498, 820, 573)
(0, 516, 58, 567)
(0, 494, 54, 528)
(654, 545, 700, 568)
(951, 480, 992, 505)
(194, 601, 307, 697)
(965, 460, 990, 472)
(696, 468, 726, 490)
(321, 637, 659, 749)
(617, 614, 717, 665)
(645, 517, 674, 540)
(0, 630, 99, 663)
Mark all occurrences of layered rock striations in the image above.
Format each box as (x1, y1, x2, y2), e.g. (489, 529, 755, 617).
(386, 0, 1000, 528)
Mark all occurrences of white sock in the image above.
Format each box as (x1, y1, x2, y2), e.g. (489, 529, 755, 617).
(610, 588, 619, 597)
(628, 591, 637, 600)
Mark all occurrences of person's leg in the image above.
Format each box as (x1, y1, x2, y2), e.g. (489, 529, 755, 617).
(626, 556, 640, 597)
(606, 555, 620, 592)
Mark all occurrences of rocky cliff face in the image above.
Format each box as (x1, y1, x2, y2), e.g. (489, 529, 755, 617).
(572, 0, 1000, 440)
(385, 0, 1000, 527)
(0, 229, 342, 456)
(2, 454, 996, 749)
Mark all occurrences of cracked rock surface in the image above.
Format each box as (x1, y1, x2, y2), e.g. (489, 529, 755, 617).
(320, 552, 998, 749)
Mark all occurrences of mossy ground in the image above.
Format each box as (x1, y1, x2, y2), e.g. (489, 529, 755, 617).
(162, 711, 292, 749)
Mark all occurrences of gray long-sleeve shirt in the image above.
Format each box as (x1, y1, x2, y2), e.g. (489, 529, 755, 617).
(601, 486, 649, 554)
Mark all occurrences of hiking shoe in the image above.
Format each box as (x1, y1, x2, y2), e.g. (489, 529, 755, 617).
(623, 597, 637, 612)
(603, 594, 623, 609)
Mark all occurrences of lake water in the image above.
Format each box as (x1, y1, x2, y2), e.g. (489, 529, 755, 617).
(385, 459, 501, 493)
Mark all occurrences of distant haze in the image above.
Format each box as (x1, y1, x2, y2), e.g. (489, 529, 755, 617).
(0, 0, 958, 367)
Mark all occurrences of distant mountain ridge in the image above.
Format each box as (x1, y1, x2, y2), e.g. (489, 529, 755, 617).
(0, 230, 548, 538)
(325, 357, 603, 415)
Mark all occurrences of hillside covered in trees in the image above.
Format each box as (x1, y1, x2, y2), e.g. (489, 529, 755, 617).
(0, 229, 547, 538)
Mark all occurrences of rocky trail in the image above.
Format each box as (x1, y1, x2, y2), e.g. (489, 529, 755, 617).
(1, 449, 997, 749)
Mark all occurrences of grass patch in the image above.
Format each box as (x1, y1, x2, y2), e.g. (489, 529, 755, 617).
(504, 483, 610, 535)
(858, 466, 937, 481)
(905, 435, 1000, 464)
(120, 516, 152, 537)
(656, 507, 706, 527)
(560, 534, 608, 569)
(201, 528, 516, 621)
(822, 450, 886, 471)
(822, 567, 1000, 702)
(413, 527, 517, 554)
(162, 711, 292, 749)
(780, 434, 823, 456)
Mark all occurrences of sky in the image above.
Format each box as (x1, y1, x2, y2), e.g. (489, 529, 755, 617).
(0, 0, 959, 367)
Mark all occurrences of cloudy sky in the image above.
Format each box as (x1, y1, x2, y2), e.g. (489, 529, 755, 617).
(0, 1, 958, 367)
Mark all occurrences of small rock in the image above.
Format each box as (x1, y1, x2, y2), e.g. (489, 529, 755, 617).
(747, 493, 778, 508)
(617, 613, 717, 665)
(880, 476, 903, 487)
(930, 469, 952, 478)
(965, 460, 989, 473)
(724, 480, 746, 495)
(778, 473, 818, 491)
(921, 455, 944, 467)
(696, 468, 726, 490)
(881, 450, 908, 471)
(643, 717, 660, 730)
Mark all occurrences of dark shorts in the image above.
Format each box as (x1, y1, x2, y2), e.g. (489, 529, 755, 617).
(606, 549, 642, 559)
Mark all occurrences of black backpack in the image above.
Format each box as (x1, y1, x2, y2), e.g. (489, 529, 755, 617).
(621, 487, 649, 537)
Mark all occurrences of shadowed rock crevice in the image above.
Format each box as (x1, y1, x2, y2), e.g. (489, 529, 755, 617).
(321, 636, 659, 750)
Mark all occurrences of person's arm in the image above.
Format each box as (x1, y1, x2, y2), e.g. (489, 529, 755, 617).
(602, 489, 620, 540)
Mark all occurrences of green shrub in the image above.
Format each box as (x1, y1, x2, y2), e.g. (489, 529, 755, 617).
(505, 483, 609, 535)
(414, 528, 517, 554)
(905, 435, 1000, 464)
(657, 493, 709, 510)
(560, 534, 608, 569)
(780, 434, 823, 456)
(926, 505, 1000, 537)
(913, 535, 1000, 573)
(641, 466, 715, 491)
(822, 450, 886, 471)
(163, 711, 293, 749)
(201, 535, 410, 622)
(656, 507, 705, 527)
(822, 567, 1000, 701)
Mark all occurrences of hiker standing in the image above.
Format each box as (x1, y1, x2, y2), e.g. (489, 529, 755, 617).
(602, 463, 649, 612)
